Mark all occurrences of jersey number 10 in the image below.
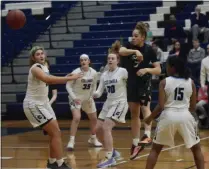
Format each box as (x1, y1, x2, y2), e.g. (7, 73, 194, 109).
(174, 87, 184, 101)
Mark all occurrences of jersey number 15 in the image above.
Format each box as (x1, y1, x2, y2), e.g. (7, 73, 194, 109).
(174, 87, 184, 101)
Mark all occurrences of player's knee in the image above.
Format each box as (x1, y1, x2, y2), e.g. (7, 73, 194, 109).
(102, 123, 111, 132)
(131, 111, 140, 118)
(73, 114, 81, 123)
(190, 142, 201, 154)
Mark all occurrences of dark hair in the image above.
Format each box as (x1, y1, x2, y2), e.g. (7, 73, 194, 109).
(135, 22, 147, 39)
(167, 56, 191, 79)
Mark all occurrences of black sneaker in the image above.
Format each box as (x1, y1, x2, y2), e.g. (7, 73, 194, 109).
(57, 162, 72, 169)
(46, 160, 57, 169)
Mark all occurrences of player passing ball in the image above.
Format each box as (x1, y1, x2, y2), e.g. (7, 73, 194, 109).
(23, 46, 82, 169)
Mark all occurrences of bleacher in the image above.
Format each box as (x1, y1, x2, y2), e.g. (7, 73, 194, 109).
(1, 1, 209, 120)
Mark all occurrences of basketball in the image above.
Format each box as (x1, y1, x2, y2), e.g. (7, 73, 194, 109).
(6, 9, 26, 29)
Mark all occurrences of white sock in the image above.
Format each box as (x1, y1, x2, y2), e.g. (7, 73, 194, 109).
(90, 134, 96, 139)
(49, 158, 56, 164)
(56, 158, 64, 167)
(70, 136, 75, 141)
(105, 151, 113, 159)
(132, 138, 139, 146)
(144, 130, 151, 138)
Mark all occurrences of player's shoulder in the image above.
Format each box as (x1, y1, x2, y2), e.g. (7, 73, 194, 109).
(90, 67, 97, 74)
(31, 63, 47, 71)
(72, 67, 81, 73)
(118, 67, 127, 73)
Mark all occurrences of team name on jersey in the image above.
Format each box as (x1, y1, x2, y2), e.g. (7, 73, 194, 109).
(81, 79, 93, 83)
(104, 79, 118, 85)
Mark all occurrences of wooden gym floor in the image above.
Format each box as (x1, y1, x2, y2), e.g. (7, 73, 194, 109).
(1, 120, 209, 169)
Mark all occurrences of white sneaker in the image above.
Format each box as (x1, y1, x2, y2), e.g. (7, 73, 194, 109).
(66, 140, 75, 151)
(88, 137, 102, 147)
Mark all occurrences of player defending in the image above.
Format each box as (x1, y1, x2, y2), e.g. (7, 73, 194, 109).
(66, 54, 102, 151)
(144, 56, 205, 169)
(94, 41, 129, 168)
(23, 46, 82, 169)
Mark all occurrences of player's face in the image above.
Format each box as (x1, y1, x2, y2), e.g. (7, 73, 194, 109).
(80, 58, 90, 68)
(33, 50, 45, 64)
(174, 42, 180, 50)
(132, 29, 145, 46)
(108, 54, 118, 69)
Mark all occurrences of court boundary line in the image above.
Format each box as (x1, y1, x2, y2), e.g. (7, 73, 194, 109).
(114, 136, 209, 166)
(2, 136, 209, 169)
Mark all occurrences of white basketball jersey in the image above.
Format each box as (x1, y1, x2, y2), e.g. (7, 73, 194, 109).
(102, 67, 128, 100)
(67, 67, 97, 99)
(24, 63, 49, 102)
(164, 77, 193, 109)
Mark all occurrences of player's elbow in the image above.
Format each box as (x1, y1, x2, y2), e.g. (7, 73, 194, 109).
(43, 76, 54, 85)
(159, 103, 164, 111)
(154, 65, 161, 75)
(119, 47, 127, 56)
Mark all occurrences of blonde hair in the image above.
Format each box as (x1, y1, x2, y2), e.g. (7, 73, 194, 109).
(135, 22, 147, 39)
(29, 46, 45, 66)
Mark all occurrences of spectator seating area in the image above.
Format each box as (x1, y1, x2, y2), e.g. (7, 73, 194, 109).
(1, 1, 209, 120)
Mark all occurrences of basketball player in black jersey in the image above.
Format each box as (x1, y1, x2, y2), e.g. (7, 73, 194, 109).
(119, 22, 161, 160)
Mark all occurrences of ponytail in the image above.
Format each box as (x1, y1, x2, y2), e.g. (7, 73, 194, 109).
(135, 22, 147, 39)
(108, 40, 121, 60)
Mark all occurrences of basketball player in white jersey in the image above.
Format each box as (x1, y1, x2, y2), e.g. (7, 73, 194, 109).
(93, 42, 129, 168)
(144, 56, 204, 169)
(23, 46, 82, 169)
(66, 54, 102, 151)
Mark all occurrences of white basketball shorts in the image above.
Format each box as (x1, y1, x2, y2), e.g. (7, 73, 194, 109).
(98, 99, 128, 123)
(153, 109, 200, 148)
(23, 100, 56, 128)
(68, 96, 96, 114)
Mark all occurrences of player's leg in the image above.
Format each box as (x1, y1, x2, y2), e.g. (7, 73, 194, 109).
(141, 101, 152, 144)
(43, 120, 71, 168)
(190, 143, 205, 169)
(178, 114, 204, 169)
(66, 108, 81, 151)
(145, 143, 163, 169)
(23, 101, 71, 168)
(129, 102, 144, 160)
(145, 117, 177, 169)
(97, 118, 117, 168)
(83, 99, 102, 147)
